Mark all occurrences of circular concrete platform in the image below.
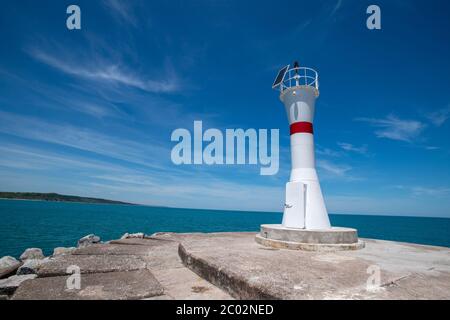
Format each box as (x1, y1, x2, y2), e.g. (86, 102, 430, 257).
(255, 224, 365, 251)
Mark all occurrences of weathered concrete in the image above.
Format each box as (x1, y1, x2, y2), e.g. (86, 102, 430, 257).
(8, 231, 447, 300)
(0, 274, 36, 295)
(12, 270, 163, 300)
(260, 224, 358, 244)
(0, 256, 22, 278)
(256, 234, 365, 251)
(10, 234, 232, 300)
(72, 243, 154, 256)
(141, 241, 185, 270)
(37, 254, 146, 277)
(150, 267, 233, 300)
(121, 237, 233, 299)
(257, 224, 364, 251)
(110, 237, 175, 246)
(173, 232, 450, 300)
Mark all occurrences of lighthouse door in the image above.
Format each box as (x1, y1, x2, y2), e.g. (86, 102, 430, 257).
(282, 181, 306, 229)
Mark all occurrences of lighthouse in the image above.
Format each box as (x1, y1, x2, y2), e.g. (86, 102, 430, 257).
(255, 61, 364, 251)
(274, 62, 330, 230)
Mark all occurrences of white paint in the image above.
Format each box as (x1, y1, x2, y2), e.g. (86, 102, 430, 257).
(282, 181, 306, 228)
(279, 74, 331, 230)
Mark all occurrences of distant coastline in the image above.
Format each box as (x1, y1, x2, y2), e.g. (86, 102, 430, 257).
(0, 192, 134, 205)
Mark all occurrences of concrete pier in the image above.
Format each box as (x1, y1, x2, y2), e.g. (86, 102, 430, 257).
(11, 236, 232, 300)
(5, 232, 450, 300)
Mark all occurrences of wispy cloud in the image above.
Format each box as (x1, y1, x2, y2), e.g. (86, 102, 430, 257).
(316, 145, 341, 157)
(411, 186, 450, 197)
(426, 105, 450, 127)
(394, 185, 450, 197)
(330, 0, 343, 17)
(317, 159, 351, 177)
(337, 142, 368, 155)
(27, 48, 180, 93)
(356, 114, 425, 143)
(0, 143, 122, 172)
(101, 0, 139, 26)
(88, 175, 283, 211)
(0, 111, 170, 170)
(325, 194, 428, 216)
(0, 141, 284, 211)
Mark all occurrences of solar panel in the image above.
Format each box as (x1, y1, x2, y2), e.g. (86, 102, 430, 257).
(272, 65, 289, 89)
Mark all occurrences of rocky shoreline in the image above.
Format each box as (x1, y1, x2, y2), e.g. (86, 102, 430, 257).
(0, 232, 152, 299)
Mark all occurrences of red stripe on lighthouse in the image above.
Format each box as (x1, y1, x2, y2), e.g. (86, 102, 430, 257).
(290, 122, 313, 135)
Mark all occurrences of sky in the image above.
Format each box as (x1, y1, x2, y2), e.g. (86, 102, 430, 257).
(0, 0, 449, 217)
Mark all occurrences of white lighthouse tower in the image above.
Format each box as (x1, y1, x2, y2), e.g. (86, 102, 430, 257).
(256, 61, 364, 251)
(276, 62, 330, 230)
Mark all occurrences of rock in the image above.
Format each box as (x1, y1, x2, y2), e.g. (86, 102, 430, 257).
(16, 258, 50, 275)
(0, 294, 8, 300)
(53, 247, 76, 256)
(77, 234, 101, 248)
(120, 232, 145, 240)
(20, 248, 44, 261)
(0, 274, 36, 295)
(0, 256, 22, 278)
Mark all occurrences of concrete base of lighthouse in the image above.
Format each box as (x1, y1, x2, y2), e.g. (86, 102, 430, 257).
(255, 224, 365, 251)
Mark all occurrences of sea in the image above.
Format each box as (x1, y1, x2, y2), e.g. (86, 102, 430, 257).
(0, 199, 449, 258)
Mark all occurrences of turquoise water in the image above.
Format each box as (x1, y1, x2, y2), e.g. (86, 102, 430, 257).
(0, 199, 449, 258)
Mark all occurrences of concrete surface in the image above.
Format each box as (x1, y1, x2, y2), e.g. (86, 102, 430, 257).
(173, 232, 450, 300)
(72, 243, 155, 256)
(257, 224, 364, 251)
(260, 224, 359, 244)
(12, 270, 163, 300)
(10, 236, 232, 300)
(151, 267, 232, 300)
(37, 254, 147, 277)
(0, 274, 37, 295)
(6, 232, 449, 300)
(255, 234, 365, 251)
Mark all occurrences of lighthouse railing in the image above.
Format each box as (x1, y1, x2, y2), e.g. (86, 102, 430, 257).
(280, 67, 319, 92)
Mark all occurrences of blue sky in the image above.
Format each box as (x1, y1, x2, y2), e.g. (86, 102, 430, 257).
(0, 0, 449, 217)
